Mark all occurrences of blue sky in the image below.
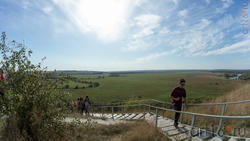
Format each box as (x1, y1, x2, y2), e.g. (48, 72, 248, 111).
(0, 0, 249, 71)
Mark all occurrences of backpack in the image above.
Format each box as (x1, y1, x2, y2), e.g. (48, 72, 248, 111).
(74, 101, 77, 107)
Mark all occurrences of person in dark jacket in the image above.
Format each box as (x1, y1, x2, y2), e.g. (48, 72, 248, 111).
(170, 79, 188, 128)
(84, 96, 91, 115)
(79, 98, 84, 114)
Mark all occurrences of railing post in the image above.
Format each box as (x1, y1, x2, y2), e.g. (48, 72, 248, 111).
(155, 108, 158, 128)
(143, 105, 146, 117)
(180, 104, 184, 123)
(102, 106, 104, 117)
(122, 104, 124, 115)
(112, 106, 114, 120)
(148, 100, 151, 113)
(188, 115, 196, 139)
(92, 106, 94, 116)
(216, 104, 226, 135)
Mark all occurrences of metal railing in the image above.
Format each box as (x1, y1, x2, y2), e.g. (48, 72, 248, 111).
(91, 99, 250, 138)
(103, 98, 250, 106)
(96, 98, 250, 134)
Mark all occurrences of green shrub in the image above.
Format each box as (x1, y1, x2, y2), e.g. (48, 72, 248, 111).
(0, 32, 73, 140)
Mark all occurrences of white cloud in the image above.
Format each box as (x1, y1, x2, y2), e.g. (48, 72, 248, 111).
(171, 0, 178, 5)
(216, 14, 235, 29)
(178, 9, 188, 17)
(136, 49, 177, 62)
(123, 14, 161, 51)
(178, 20, 186, 26)
(132, 14, 161, 38)
(195, 18, 211, 29)
(42, 7, 53, 14)
(124, 40, 151, 51)
(51, 0, 141, 42)
(159, 27, 170, 34)
(216, 0, 234, 13)
(233, 33, 243, 39)
(222, 0, 233, 9)
(136, 51, 170, 62)
(195, 39, 250, 56)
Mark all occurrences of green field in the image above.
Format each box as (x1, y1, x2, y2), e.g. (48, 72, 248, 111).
(65, 72, 246, 104)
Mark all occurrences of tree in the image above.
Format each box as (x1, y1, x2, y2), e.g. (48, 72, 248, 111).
(0, 32, 72, 140)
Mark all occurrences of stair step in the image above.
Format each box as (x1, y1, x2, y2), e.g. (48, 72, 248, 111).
(158, 120, 174, 127)
(162, 126, 177, 132)
(118, 113, 130, 119)
(191, 136, 203, 141)
(90, 112, 246, 141)
(167, 129, 180, 136)
(114, 114, 123, 119)
(92, 113, 102, 118)
(132, 113, 144, 119)
(125, 113, 137, 119)
(172, 133, 188, 141)
(106, 114, 113, 118)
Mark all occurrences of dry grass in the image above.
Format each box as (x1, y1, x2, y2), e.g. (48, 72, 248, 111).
(122, 122, 169, 141)
(187, 83, 250, 116)
(57, 121, 169, 141)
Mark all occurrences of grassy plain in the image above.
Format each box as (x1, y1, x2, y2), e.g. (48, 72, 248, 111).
(66, 72, 245, 103)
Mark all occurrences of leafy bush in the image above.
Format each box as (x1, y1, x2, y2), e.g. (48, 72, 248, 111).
(0, 32, 73, 140)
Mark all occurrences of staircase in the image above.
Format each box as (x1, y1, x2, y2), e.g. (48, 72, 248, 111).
(91, 112, 250, 141)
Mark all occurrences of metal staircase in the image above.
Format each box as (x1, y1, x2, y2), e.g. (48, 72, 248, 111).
(89, 99, 250, 141)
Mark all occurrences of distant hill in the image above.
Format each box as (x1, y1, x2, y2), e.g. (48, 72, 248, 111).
(53, 69, 250, 75)
(210, 69, 250, 73)
(54, 70, 105, 75)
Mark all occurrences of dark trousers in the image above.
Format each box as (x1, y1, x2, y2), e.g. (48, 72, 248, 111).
(173, 105, 182, 124)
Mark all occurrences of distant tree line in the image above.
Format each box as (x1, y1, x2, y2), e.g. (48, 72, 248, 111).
(109, 73, 120, 77)
(63, 77, 100, 89)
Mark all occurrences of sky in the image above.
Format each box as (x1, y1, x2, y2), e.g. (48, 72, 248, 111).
(0, 0, 249, 71)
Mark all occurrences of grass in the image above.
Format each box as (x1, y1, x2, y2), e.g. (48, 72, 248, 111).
(66, 80, 89, 89)
(62, 121, 169, 141)
(66, 72, 245, 103)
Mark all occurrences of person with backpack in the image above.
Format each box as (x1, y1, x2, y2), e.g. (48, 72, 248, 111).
(79, 97, 85, 114)
(84, 96, 91, 116)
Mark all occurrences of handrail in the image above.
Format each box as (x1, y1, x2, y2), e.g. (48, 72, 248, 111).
(98, 98, 250, 106)
(92, 99, 250, 139)
(146, 104, 250, 119)
(151, 98, 250, 106)
(92, 102, 250, 138)
(93, 104, 250, 119)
